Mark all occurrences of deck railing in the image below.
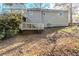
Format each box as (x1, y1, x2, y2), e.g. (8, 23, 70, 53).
(19, 22, 44, 30)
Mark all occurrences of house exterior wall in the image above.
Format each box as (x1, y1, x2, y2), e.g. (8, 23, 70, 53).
(42, 10, 68, 27)
(26, 9, 69, 27)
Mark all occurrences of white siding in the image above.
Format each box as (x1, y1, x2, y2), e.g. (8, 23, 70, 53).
(43, 11, 68, 27)
(27, 10, 42, 23)
(26, 9, 69, 27)
(42, 10, 68, 27)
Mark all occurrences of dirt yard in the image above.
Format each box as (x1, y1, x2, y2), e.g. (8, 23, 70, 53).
(1, 26, 79, 56)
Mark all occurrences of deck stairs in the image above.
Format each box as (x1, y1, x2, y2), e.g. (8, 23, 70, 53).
(19, 13, 44, 30)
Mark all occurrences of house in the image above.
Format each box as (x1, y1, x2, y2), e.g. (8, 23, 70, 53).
(0, 3, 69, 30)
(19, 8, 69, 30)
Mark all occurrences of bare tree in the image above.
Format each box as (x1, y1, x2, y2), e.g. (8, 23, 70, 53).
(54, 3, 73, 25)
(30, 3, 50, 9)
(54, 3, 70, 10)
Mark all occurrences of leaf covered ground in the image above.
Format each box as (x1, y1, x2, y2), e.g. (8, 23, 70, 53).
(1, 26, 79, 56)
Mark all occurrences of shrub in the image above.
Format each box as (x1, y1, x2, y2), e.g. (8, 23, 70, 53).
(0, 13, 22, 40)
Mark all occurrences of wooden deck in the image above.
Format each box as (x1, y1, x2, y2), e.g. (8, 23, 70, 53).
(19, 22, 44, 30)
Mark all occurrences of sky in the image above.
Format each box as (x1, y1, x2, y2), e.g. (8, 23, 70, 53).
(25, 3, 55, 9)
(0, 4, 3, 12)
(0, 3, 79, 13)
(0, 3, 55, 12)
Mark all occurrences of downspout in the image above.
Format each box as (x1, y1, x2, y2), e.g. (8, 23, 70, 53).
(69, 3, 72, 25)
(40, 4, 44, 28)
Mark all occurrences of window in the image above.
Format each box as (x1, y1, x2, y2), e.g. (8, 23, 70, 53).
(58, 12, 64, 16)
(28, 11, 33, 17)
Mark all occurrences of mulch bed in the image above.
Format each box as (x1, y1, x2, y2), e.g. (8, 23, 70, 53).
(1, 26, 79, 56)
